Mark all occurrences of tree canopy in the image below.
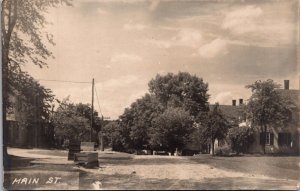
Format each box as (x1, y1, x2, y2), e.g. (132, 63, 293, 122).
(246, 79, 293, 154)
(2, 0, 72, 104)
(197, 104, 230, 155)
(228, 125, 254, 155)
(118, 93, 164, 150)
(113, 72, 211, 153)
(52, 98, 100, 144)
(2, 0, 72, 159)
(148, 72, 209, 117)
(150, 107, 194, 152)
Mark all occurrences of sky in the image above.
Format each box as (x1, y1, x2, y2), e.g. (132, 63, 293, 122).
(23, 0, 299, 119)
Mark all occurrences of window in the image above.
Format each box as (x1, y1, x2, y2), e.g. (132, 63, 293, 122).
(260, 132, 274, 145)
(265, 133, 271, 145)
(278, 133, 292, 147)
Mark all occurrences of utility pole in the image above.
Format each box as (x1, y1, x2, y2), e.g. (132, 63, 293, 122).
(100, 115, 104, 151)
(90, 78, 94, 142)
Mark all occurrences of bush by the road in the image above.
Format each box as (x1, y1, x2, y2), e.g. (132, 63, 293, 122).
(215, 145, 231, 156)
(228, 126, 254, 155)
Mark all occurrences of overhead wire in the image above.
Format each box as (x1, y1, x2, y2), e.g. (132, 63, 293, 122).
(37, 79, 91, 84)
(36, 78, 104, 117)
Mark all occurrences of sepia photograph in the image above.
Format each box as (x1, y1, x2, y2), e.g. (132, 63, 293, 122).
(2, 0, 300, 190)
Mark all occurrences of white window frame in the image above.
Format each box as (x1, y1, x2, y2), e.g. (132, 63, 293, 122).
(265, 132, 271, 145)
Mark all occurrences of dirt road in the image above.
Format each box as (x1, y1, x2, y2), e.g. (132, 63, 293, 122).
(80, 154, 299, 190)
(6, 148, 300, 190)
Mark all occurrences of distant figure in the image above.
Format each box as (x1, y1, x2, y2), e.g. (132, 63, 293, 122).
(92, 181, 102, 190)
(174, 148, 178, 156)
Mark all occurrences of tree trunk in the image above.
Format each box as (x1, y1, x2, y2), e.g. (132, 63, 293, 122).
(2, 0, 18, 168)
(100, 133, 104, 151)
(2, 40, 10, 169)
(263, 125, 267, 155)
(211, 139, 215, 156)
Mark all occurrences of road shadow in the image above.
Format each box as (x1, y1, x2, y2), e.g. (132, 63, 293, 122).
(4, 155, 35, 170)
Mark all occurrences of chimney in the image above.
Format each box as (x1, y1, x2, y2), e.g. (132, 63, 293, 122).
(232, 100, 236, 106)
(239, 99, 243, 105)
(284, 80, 289, 90)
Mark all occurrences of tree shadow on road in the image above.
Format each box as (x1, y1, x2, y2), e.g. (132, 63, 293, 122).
(4, 155, 35, 171)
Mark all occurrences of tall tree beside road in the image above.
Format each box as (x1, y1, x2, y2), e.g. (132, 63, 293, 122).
(11, 71, 55, 147)
(116, 72, 210, 152)
(52, 99, 100, 145)
(148, 72, 209, 117)
(101, 121, 118, 148)
(150, 107, 194, 153)
(118, 94, 164, 150)
(246, 79, 293, 154)
(198, 104, 230, 155)
(2, 0, 71, 162)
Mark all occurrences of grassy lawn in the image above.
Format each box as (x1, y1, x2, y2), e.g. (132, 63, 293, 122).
(189, 154, 300, 181)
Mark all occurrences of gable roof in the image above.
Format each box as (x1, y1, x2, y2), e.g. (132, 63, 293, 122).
(209, 104, 246, 123)
(276, 89, 300, 108)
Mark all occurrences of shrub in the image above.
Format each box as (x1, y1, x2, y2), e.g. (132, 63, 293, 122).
(215, 145, 231, 156)
(228, 126, 255, 155)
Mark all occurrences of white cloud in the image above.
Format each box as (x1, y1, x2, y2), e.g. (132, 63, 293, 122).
(172, 28, 202, 48)
(141, 28, 202, 49)
(222, 5, 263, 34)
(104, 64, 112, 69)
(97, 8, 109, 15)
(221, 5, 296, 47)
(198, 38, 228, 58)
(96, 75, 139, 90)
(123, 23, 148, 31)
(141, 39, 172, 49)
(110, 53, 142, 63)
(94, 75, 147, 119)
(210, 91, 233, 104)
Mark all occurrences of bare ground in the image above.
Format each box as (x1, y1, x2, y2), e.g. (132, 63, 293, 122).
(5, 148, 300, 190)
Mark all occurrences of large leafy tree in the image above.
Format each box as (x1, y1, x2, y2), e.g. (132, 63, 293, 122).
(2, 0, 71, 161)
(52, 99, 100, 146)
(246, 79, 293, 154)
(10, 71, 55, 147)
(101, 121, 118, 148)
(2, 0, 72, 109)
(118, 94, 164, 150)
(150, 107, 194, 153)
(148, 72, 209, 117)
(115, 72, 209, 152)
(198, 104, 230, 155)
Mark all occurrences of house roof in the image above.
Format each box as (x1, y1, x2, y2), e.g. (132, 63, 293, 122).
(276, 89, 300, 108)
(209, 88, 300, 122)
(209, 104, 246, 122)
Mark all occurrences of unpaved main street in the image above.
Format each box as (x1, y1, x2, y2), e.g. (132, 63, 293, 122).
(5, 148, 300, 190)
